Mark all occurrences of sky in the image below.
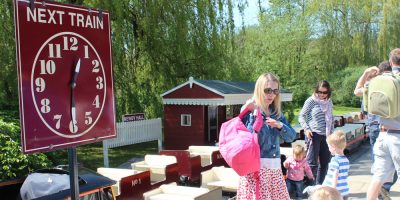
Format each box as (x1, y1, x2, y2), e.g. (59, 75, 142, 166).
(233, 0, 269, 27)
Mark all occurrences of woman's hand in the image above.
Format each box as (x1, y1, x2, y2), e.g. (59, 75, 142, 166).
(243, 98, 256, 112)
(239, 98, 256, 119)
(265, 117, 283, 129)
(305, 129, 313, 139)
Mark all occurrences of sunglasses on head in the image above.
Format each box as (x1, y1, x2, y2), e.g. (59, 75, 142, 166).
(264, 88, 280, 95)
(317, 91, 328, 95)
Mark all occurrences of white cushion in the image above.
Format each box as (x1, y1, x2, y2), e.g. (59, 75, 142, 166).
(207, 181, 238, 191)
(213, 167, 239, 182)
(149, 194, 194, 200)
(160, 185, 209, 196)
(144, 155, 177, 166)
(188, 146, 219, 153)
(97, 168, 136, 181)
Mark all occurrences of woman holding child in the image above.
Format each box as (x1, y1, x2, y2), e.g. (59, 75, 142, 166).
(237, 73, 296, 200)
(299, 80, 334, 185)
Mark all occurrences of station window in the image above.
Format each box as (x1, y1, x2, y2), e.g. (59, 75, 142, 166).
(181, 114, 191, 126)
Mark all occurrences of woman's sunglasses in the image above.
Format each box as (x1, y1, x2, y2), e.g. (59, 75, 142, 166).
(264, 88, 280, 95)
(317, 91, 328, 95)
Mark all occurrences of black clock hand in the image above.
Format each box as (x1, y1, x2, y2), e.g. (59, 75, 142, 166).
(70, 59, 81, 132)
(71, 59, 81, 89)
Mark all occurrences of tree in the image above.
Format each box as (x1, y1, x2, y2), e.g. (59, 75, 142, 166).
(86, 0, 238, 119)
(0, 1, 18, 110)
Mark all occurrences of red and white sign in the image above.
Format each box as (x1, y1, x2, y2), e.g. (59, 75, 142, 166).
(14, 0, 116, 153)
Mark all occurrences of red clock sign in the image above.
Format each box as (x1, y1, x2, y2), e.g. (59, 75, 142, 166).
(14, 0, 117, 153)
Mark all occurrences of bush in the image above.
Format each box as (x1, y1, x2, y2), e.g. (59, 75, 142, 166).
(330, 66, 366, 107)
(0, 119, 52, 181)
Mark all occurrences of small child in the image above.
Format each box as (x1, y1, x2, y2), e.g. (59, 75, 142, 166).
(303, 130, 350, 200)
(310, 186, 343, 200)
(304, 130, 350, 199)
(284, 144, 314, 200)
(323, 130, 350, 199)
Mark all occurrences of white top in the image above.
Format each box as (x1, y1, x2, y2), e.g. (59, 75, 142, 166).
(260, 158, 281, 169)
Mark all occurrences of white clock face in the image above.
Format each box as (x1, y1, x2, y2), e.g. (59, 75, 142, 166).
(31, 32, 106, 138)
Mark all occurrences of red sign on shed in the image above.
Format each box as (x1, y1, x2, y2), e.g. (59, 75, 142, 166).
(14, 0, 116, 153)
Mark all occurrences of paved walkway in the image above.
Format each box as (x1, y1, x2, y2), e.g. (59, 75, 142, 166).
(347, 142, 399, 199)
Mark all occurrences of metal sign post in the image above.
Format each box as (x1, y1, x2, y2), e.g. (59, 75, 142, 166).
(68, 147, 79, 200)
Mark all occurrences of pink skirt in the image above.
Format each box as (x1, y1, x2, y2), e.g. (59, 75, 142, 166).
(236, 168, 290, 200)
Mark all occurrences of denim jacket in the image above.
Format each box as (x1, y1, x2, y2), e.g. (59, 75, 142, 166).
(242, 109, 296, 158)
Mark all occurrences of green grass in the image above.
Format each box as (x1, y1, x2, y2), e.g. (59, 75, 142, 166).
(332, 105, 361, 115)
(291, 106, 360, 125)
(48, 141, 159, 171)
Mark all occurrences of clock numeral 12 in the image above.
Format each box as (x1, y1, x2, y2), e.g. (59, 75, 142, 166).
(63, 36, 78, 51)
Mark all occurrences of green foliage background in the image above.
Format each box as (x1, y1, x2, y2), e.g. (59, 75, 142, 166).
(0, 112, 51, 181)
(1, 0, 400, 179)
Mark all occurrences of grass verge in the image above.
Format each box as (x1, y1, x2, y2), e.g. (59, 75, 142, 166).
(291, 106, 360, 125)
(47, 141, 159, 171)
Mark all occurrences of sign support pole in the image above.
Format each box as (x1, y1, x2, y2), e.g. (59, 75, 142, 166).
(68, 147, 79, 200)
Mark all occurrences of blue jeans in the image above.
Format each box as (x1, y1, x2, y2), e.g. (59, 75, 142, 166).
(369, 124, 380, 161)
(286, 179, 303, 200)
(305, 133, 331, 184)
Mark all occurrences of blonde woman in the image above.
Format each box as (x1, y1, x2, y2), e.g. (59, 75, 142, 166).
(237, 73, 296, 200)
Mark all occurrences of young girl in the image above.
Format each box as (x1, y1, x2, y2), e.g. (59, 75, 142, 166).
(237, 73, 296, 200)
(284, 145, 314, 200)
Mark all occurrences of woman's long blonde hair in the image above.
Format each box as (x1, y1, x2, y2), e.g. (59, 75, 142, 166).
(253, 73, 281, 118)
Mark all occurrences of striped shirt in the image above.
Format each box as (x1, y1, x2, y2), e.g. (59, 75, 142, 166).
(322, 155, 350, 197)
(298, 96, 334, 135)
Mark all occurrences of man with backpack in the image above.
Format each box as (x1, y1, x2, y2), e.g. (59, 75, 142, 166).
(354, 61, 395, 200)
(358, 48, 400, 200)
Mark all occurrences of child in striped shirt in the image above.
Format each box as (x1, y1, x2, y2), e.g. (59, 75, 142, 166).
(303, 130, 349, 199)
(322, 130, 350, 199)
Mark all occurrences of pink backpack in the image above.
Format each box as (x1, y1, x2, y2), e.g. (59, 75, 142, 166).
(219, 108, 263, 176)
